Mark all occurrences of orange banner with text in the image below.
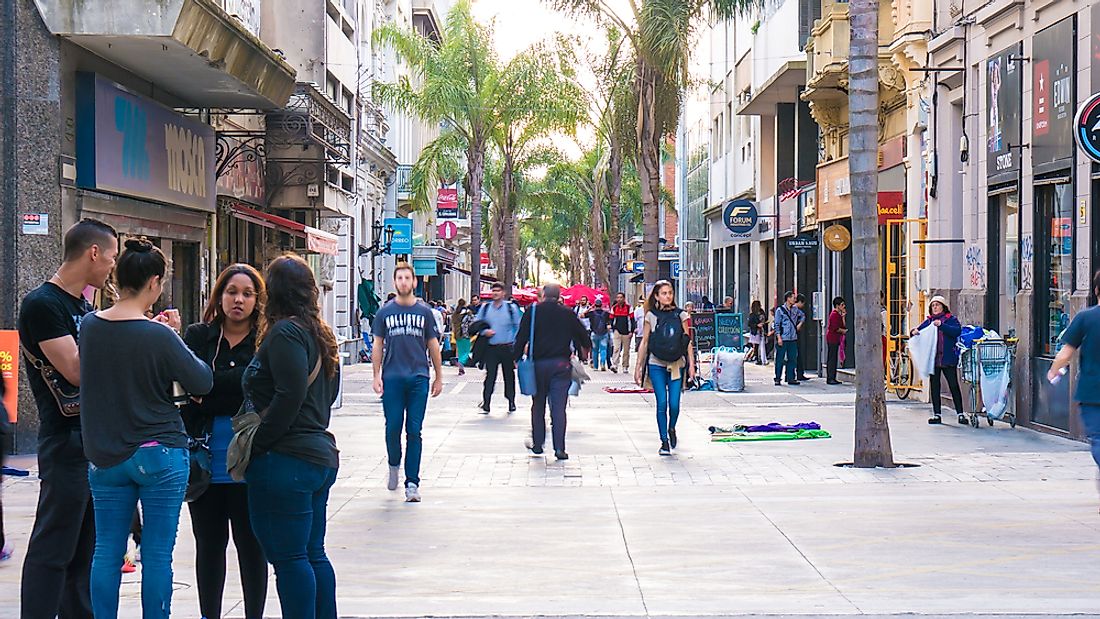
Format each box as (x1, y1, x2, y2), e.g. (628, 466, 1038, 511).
(0, 330, 18, 423)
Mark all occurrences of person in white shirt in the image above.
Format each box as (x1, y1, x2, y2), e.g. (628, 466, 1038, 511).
(633, 296, 646, 351)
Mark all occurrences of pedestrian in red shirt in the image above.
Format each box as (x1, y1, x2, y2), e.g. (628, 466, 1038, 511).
(826, 297, 847, 385)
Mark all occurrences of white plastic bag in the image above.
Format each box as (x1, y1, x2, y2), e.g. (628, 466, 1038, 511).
(977, 330, 1011, 419)
(908, 324, 939, 379)
(713, 347, 747, 392)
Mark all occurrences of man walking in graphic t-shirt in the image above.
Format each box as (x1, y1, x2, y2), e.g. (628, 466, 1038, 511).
(372, 263, 444, 503)
(20, 219, 118, 618)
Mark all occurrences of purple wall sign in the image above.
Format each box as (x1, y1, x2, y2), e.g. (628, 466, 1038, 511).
(76, 73, 216, 212)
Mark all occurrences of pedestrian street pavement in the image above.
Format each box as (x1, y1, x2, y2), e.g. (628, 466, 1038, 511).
(1, 361, 1099, 618)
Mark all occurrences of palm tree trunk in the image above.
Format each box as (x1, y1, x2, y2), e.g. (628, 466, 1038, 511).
(590, 170, 608, 289)
(849, 0, 893, 468)
(502, 149, 517, 292)
(636, 58, 661, 285)
(607, 132, 624, 297)
(468, 142, 485, 300)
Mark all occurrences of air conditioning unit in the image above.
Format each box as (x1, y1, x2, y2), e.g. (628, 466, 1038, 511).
(307, 183, 320, 197)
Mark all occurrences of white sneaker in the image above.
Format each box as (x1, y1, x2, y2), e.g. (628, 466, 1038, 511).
(405, 483, 421, 502)
(387, 466, 399, 491)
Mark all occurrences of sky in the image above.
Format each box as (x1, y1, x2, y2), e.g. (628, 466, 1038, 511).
(470, 0, 633, 157)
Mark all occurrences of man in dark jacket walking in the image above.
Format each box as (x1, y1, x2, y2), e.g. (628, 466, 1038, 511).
(513, 284, 591, 460)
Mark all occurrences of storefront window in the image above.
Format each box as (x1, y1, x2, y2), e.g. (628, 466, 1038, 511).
(1002, 192, 1020, 336)
(1036, 182, 1073, 356)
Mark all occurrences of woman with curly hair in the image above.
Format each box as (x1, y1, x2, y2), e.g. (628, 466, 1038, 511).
(242, 255, 341, 618)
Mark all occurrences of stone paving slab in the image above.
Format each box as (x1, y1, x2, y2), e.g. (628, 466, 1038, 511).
(0, 363, 1097, 618)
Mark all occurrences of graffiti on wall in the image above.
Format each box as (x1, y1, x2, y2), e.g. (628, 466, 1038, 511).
(965, 244, 986, 290)
(1021, 235, 1034, 290)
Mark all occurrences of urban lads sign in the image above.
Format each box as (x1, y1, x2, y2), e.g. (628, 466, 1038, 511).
(1075, 92, 1100, 163)
(722, 199, 758, 235)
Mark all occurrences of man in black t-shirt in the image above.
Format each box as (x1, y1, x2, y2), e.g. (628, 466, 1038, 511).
(19, 218, 117, 619)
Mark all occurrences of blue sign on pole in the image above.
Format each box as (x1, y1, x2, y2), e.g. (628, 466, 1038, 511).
(722, 199, 758, 234)
(671, 260, 680, 278)
(385, 218, 414, 254)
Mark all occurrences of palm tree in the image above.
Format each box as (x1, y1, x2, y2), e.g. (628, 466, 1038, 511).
(373, 0, 501, 299)
(849, 0, 893, 467)
(492, 38, 586, 290)
(548, 0, 758, 284)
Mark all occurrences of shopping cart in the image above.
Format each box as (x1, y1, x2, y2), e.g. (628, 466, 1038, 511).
(958, 338, 1017, 428)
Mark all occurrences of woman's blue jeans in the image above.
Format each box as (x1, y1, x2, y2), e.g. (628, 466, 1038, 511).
(246, 451, 338, 619)
(648, 364, 682, 441)
(88, 444, 188, 619)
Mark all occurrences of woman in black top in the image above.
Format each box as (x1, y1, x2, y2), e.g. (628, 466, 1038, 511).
(182, 264, 267, 619)
(242, 255, 341, 619)
(79, 238, 212, 618)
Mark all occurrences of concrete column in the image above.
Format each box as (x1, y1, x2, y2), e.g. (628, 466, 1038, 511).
(1, 0, 63, 452)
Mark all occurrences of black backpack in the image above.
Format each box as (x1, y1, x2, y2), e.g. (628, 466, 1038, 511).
(649, 309, 689, 362)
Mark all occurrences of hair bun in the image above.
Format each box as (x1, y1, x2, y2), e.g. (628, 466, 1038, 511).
(124, 238, 154, 253)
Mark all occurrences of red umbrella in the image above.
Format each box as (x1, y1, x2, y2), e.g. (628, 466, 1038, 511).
(561, 285, 610, 307)
(479, 287, 539, 306)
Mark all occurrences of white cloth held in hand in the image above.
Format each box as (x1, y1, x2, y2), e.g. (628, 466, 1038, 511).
(908, 324, 939, 379)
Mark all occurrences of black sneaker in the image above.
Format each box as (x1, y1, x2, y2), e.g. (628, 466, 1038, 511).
(659, 441, 671, 456)
(610, 367, 618, 373)
(508, 402, 517, 413)
(774, 379, 782, 386)
(928, 415, 943, 425)
(554, 450, 569, 460)
(826, 380, 842, 385)
(788, 380, 801, 385)
(669, 427, 678, 449)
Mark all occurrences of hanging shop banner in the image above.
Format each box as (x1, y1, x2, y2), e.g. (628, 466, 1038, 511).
(0, 330, 18, 423)
(1074, 93, 1100, 163)
(75, 73, 216, 212)
(691, 311, 716, 352)
(823, 224, 851, 252)
(722, 199, 758, 234)
(437, 187, 459, 219)
(385, 217, 414, 254)
(787, 234, 819, 255)
(438, 220, 458, 240)
(986, 42, 1023, 182)
(715, 312, 744, 350)
(877, 191, 905, 224)
(1032, 16, 1076, 175)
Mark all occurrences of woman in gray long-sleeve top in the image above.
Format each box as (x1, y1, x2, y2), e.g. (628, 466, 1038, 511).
(79, 238, 212, 619)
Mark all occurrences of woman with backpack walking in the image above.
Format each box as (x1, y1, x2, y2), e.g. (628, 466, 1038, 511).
(635, 281, 695, 456)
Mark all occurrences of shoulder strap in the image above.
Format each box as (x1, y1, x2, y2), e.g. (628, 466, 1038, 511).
(526, 305, 536, 359)
(19, 342, 48, 370)
(308, 355, 323, 386)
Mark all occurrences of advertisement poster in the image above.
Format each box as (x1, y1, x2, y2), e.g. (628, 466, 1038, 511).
(692, 311, 716, 351)
(0, 330, 18, 423)
(437, 187, 459, 219)
(986, 42, 1022, 182)
(1032, 17, 1076, 174)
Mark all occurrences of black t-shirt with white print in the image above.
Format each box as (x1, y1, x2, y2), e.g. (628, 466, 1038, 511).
(18, 282, 93, 438)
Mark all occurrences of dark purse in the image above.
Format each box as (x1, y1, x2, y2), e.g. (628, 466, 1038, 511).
(185, 433, 212, 502)
(20, 343, 80, 417)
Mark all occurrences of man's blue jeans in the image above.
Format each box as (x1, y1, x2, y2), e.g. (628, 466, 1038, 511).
(592, 334, 610, 369)
(246, 451, 338, 619)
(382, 374, 429, 486)
(88, 444, 188, 619)
(1080, 404, 1100, 471)
(774, 341, 799, 383)
(648, 364, 682, 441)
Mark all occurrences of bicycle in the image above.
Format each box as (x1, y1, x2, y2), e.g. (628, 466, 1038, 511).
(887, 346, 914, 399)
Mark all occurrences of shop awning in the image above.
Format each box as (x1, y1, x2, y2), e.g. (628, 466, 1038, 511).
(228, 203, 338, 255)
(34, 0, 296, 108)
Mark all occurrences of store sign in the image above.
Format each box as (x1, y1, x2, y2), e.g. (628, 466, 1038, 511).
(986, 43, 1023, 181)
(715, 312, 743, 349)
(786, 235, 819, 255)
(723, 199, 758, 234)
(480, 251, 490, 266)
(0, 330, 17, 423)
(438, 220, 458, 240)
(22, 213, 48, 235)
(75, 73, 215, 212)
(823, 224, 851, 252)
(1074, 93, 1100, 163)
(215, 134, 265, 206)
(305, 226, 338, 255)
(437, 187, 459, 219)
(692, 311, 716, 351)
(877, 191, 905, 224)
(1032, 17, 1076, 173)
(816, 158, 852, 222)
(385, 217, 414, 254)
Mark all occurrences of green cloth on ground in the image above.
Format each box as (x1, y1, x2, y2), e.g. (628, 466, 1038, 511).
(711, 429, 831, 442)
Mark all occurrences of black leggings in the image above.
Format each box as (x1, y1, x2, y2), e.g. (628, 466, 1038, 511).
(188, 483, 268, 619)
(930, 365, 964, 417)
